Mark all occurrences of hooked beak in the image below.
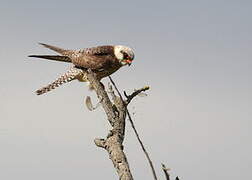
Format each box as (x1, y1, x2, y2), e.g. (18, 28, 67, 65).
(125, 59, 133, 66)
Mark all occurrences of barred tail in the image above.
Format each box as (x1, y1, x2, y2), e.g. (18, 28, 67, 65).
(36, 67, 84, 95)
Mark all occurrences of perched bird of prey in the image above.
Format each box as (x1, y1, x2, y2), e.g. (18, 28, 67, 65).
(29, 43, 134, 95)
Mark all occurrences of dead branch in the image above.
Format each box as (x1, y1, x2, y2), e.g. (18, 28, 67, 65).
(162, 164, 170, 180)
(86, 70, 116, 126)
(87, 69, 133, 180)
(108, 76, 157, 180)
(161, 164, 180, 180)
(86, 70, 179, 180)
(124, 86, 150, 105)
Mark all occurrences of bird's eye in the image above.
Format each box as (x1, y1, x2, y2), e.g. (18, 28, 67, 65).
(123, 52, 129, 59)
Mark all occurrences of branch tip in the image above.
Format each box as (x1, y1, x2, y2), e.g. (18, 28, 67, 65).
(125, 86, 150, 104)
(162, 163, 170, 180)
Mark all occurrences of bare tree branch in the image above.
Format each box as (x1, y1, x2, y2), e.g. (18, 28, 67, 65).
(87, 69, 133, 180)
(87, 70, 116, 126)
(161, 163, 180, 180)
(108, 76, 158, 180)
(124, 86, 150, 105)
(86, 70, 179, 180)
(126, 109, 158, 180)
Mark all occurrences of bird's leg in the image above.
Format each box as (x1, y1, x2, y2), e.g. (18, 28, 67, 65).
(87, 81, 104, 90)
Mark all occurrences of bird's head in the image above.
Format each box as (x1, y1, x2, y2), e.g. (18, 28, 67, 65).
(114, 45, 135, 66)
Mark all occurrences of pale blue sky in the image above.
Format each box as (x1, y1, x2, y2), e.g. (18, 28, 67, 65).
(0, 0, 251, 179)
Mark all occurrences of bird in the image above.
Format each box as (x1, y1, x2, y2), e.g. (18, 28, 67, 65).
(29, 43, 135, 95)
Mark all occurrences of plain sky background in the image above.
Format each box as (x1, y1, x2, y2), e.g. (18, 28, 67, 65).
(0, 0, 251, 179)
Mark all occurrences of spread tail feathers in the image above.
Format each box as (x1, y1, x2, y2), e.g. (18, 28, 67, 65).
(28, 55, 72, 63)
(36, 67, 84, 95)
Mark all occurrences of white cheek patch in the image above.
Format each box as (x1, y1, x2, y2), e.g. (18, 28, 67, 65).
(114, 46, 124, 60)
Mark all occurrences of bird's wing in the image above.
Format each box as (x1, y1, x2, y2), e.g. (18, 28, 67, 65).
(39, 43, 69, 55)
(68, 46, 116, 70)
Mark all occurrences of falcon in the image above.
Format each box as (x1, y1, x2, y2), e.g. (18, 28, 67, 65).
(29, 43, 135, 95)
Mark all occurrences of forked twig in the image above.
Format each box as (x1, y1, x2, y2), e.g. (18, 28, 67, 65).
(124, 86, 150, 105)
